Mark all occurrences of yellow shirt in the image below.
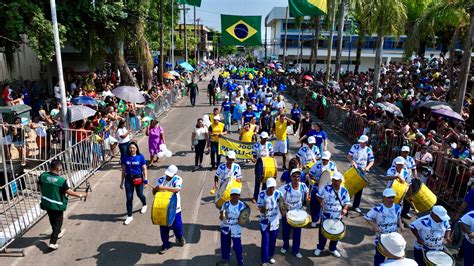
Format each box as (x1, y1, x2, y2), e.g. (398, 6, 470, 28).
(210, 122, 225, 142)
(275, 120, 288, 141)
(241, 129, 254, 142)
(210, 114, 217, 124)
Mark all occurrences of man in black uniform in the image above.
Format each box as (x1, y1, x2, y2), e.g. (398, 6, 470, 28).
(208, 80, 216, 106)
(187, 79, 199, 107)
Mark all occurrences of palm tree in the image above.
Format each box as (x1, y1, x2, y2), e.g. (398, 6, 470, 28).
(348, 0, 369, 73)
(324, 0, 337, 90)
(334, 0, 346, 81)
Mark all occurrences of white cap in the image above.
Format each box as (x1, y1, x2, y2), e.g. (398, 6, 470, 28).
(394, 156, 405, 165)
(321, 151, 331, 160)
(383, 188, 397, 197)
(332, 172, 343, 181)
(260, 131, 269, 139)
(227, 150, 236, 160)
(290, 168, 302, 176)
(401, 146, 410, 152)
(266, 178, 277, 188)
(432, 205, 450, 221)
(308, 136, 316, 144)
(165, 165, 178, 177)
(224, 95, 229, 99)
(213, 115, 221, 121)
(380, 232, 406, 258)
(230, 188, 241, 195)
(358, 135, 369, 143)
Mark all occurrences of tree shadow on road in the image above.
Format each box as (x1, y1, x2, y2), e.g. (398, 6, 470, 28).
(74, 241, 157, 265)
(181, 223, 220, 244)
(67, 211, 137, 223)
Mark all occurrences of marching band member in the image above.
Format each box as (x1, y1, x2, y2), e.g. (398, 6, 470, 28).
(252, 131, 274, 203)
(154, 165, 185, 254)
(219, 188, 246, 266)
(308, 151, 338, 227)
(460, 210, 474, 266)
(409, 205, 452, 266)
(278, 169, 310, 259)
(379, 233, 418, 266)
(257, 178, 282, 265)
(213, 151, 242, 192)
(392, 146, 417, 219)
(385, 157, 411, 188)
(347, 135, 374, 213)
(364, 188, 403, 265)
(314, 172, 351, 258)
(296, 136, 320, 166)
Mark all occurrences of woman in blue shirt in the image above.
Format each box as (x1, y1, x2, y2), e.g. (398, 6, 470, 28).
(120, 141, 148, 225)
(290, 103, 302, 134)
(300, 123, 327, 153)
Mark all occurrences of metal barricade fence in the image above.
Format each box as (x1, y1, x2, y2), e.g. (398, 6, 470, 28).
(0, 137, 94, 251)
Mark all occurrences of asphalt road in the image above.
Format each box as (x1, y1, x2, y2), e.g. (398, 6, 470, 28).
(2, 73, 425, 266)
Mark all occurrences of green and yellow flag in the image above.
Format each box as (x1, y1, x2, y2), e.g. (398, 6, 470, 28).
(289, 0, 327, 17)
(177, 0, 201, 7)
(221, 15, 262, 46)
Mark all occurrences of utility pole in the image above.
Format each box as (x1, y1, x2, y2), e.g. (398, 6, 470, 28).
(181, 4, 189, 62)
(264, 15, 268, 62)
(159, 0, 164, 82)
(194, 6, 197, 61)
(283, 6, 289, 68)
(196, 18, 202, 62)
(171, 0, 175, 67)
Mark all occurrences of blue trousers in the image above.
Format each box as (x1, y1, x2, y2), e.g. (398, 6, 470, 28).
(310, 188, 321, 222)
(253, 158, 267, 200)
(261, 227, 278, 264)
(413, 248, 426, 266)
(317, 226, 338, 251)
(282, 216, 302, 253)
(119, 142, 129, 161)
(160, 212, 183, 249)
(124, 178, 146, 217)
(223, 111, 231, 131)
(220, 232, 243, 266)
(463, 238, 474, 266)
(374, 245, 385, 266)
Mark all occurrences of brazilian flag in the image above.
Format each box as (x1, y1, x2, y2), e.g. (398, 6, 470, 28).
(289, 0, 327, 17)
(177, 0, 201, 7)
(221, 15, 262, 46)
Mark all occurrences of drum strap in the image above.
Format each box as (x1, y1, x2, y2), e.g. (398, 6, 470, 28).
(331, 186, 347, 218)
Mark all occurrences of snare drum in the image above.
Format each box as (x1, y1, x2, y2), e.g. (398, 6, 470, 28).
(411, 179, 437, 213)
(391, 179, 409, 204)
(151, 191, 177, 226)
(423, 250, 454, 266)
(321, 219, 346, 241)
(215, 178, 242, 209)
(261, 157, 278, 184)
(342, 167, 370, 198)
(237, 203, 251, 226)
(286, 209, 311, 227)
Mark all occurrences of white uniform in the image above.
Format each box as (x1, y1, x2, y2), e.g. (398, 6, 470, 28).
(309, 161, 338, 181)
(364, 203, 402, 243)
(391, 155, 416, 179)
(385, 166, 411, 188)
(220, 200, 246, 238)
(296, 145, 320, 165)
(460, 210, 474, 244)
(215, 162, 242, 184)
(410, 214, 451, 250)
(256, 190, 283, 231)
(155, 175, 183, 213)
(348, 144, 375, 169)
(278, 182, 309, 211)
(252, 141, 274, 158)
(317, 185, 351, 220)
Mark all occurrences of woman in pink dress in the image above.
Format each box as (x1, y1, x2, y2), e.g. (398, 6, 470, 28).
(145, 119, 165, 167)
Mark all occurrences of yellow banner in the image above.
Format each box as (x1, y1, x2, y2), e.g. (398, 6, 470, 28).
(218, 136, 254, 159)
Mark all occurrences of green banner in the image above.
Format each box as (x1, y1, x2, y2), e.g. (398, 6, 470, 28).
(289, 0, 327, 17)
(177, 0, 201, 7)
(221, 15, 262, 46)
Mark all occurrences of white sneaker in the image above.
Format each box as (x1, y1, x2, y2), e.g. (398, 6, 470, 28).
(269, 258, 276, 264)
(314, 249, 322, 256)
(295, 252, 303, 259)
(354, 208, 362, 213)
(311, 222, 318, 228)
(48, 243, 59, 250)
(58, 229, 67, 239)
(331, 250, 341, 258)
(280, 247, 287, 254)
(140, 205, 148, 214)
(124, 216, 134, 225)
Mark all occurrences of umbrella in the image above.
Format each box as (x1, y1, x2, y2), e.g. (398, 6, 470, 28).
(303, 75, 313, 81)
(268, 63, 275, 68)
(314, 81, 324, 87)
(179, 62, 194, 71)
(277, 68, 285, 73)
(376, 102, 404, 117)
(71, 96, 98, 106)
(417, 100, 452, 110)
(207, 59, 215, 65)
(432, 109, 464, 121)
(68, 105, 97, 123)
(168, 70, 180, 76)
(163, 73, 176, 80)
(112, 86, 145, 103)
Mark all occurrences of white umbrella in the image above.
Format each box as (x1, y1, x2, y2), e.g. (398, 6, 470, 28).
(417, 100, 452, 110)
(112, 86, 146, 103)
(68, 105, 97, 123)
(169, 70, 180, 77)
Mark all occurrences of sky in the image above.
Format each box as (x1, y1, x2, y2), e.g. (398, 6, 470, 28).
(180, 0, 288, 35)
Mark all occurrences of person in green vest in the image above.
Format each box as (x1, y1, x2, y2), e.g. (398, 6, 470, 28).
(37, 160, 88, 250)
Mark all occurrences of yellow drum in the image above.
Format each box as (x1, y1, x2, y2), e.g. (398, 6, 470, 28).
(286, 209, 311, 227)
(303, 161, 315, 174)
(423, 250, 455, 266)
(261, 157, 278, 184)
(215, 178, 242, 209)
(342, 167, 370, 198)
(321, 219, 346, 241)
(151, 191, 177, 226)
(391, 179, 409, 204)
(411, 179, 437, 213)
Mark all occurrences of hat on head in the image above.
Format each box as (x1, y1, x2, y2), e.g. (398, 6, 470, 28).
(332, 172, 343, 181)
(380, 232, 406, 258)
(230, 188, 241, 195)
(394, 156, 405, 165)
(260, 131, 269, 139)
(308, 136, 316, 144)
(383, 188, 397, 197)
(227, 150, 236, 160)
(290, 168, 302, 176)
(358, 135, 369, 143)
(432, 205, 450, 221)
(165, 165, 178, 177)
(266, 178, 277, 188)
(321, 151, 331, 160)
(213, 115, 221, 121)
(224, 95, 229, 99)
(401, 146, 410, 152)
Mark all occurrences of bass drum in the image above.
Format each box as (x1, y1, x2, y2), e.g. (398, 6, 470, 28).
(151, 191, 177, 226)
(261, 157, 278, 184)
(215, 178, 242, 209)
(391, 179, 409, 204)
(342, 167, 370, 198)
(411, 179, 437, 214)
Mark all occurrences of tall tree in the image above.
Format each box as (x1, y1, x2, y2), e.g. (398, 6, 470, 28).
(324, 0, 337, 90)
(349, 0, 369, 73)
(334, 0, 346, 81)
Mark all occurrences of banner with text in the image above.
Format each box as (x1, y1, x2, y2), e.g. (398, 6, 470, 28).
(218, 136, 275, 159)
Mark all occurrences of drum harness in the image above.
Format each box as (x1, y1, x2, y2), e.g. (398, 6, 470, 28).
(331, 186, 349, 219)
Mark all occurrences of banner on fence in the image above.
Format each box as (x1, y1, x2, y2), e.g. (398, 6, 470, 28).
(218, 136, 275, 159)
